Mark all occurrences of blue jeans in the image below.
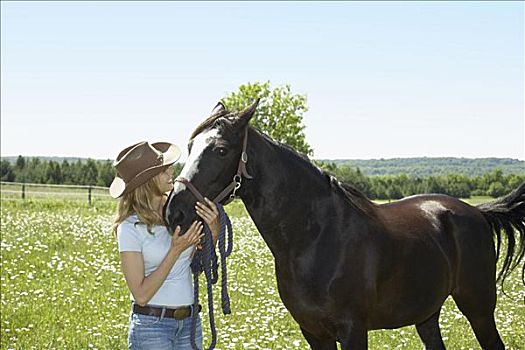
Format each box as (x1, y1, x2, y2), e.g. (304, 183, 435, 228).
(128, 307, 203, 349)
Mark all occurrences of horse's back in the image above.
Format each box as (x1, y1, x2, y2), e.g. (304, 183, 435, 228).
(377, 193, 489, 237)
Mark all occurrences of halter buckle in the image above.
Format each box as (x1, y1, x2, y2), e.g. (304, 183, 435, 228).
(233, 174, 242, 184)
(230, 174, 242, 199)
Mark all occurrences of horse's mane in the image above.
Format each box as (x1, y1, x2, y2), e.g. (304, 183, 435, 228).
(251, 128, 376, 215)
(329, 176, 377, 215)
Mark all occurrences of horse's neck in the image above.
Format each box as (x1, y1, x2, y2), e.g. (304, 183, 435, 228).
(239, 129, 333, 256)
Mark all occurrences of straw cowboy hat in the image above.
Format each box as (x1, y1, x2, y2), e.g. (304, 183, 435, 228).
(109, 141, 181, 198)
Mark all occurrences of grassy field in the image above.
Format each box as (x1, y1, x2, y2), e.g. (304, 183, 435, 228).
(0, 183, 110, 203)
(1, 197, 524, 349)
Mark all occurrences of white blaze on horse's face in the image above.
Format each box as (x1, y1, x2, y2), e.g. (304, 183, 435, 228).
(173, 128, 219, 193)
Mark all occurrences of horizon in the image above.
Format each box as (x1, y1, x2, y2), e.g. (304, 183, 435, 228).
(1, 2, 524, 161)
(2, 154, 524, 163)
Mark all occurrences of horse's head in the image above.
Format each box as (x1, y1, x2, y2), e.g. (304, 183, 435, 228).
(164, 100, 259, 233)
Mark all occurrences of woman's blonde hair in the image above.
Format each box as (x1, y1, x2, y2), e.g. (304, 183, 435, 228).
(112, 172, 167, 235)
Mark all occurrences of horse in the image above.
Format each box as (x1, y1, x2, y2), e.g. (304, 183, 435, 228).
(164, 100, 525, 349)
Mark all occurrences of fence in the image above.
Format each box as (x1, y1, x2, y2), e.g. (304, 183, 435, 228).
(0, 181, 112, 205)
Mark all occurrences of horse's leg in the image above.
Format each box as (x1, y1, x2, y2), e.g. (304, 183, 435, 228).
(450, 223, 505, 350)
(452, 296, 504, 350)
(452, 288, 504, 349)
(415, 308, 446, 350)
(466, 315, 504, 350)
(300, 327, 337, 350)
(337, 322, 368, 350)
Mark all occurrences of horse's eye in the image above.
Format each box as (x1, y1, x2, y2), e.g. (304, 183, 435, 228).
(215, 147, 228, 157)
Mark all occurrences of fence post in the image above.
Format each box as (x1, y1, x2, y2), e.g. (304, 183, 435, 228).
(88, 186, 92, 206)
(22, 183, 26, 200)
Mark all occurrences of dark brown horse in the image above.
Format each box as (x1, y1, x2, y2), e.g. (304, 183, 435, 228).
(164, 100, 525, 349)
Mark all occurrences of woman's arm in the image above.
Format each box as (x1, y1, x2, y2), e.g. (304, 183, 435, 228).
(120, 222, 203, 307)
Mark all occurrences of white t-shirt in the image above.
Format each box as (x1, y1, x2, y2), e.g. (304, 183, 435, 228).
(117, 214, 194, 307)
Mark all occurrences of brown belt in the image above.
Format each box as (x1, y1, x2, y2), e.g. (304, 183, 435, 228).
(132, 304, 201, 320)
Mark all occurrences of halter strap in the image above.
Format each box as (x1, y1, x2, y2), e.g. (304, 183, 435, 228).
(175, 177, 205, 203)
(175, 127, 252, 204)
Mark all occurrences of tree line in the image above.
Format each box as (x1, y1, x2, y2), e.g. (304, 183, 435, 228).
(326, 157, 524, 177)
(0, 156, 183, 188)
(317, 162, 525, 199)
(1, 156, 523, 199)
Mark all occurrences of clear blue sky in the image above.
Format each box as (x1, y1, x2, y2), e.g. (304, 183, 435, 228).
(2, 1, 524, 161)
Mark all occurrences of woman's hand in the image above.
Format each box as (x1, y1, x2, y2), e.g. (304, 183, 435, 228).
(171, 222, 204, 253)
(196, 198, 220, 242)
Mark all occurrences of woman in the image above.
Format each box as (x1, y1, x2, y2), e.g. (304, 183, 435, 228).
(110, 141, 220, 350)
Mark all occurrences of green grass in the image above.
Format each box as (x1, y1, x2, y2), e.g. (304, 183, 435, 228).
(1, 198, 524, 349)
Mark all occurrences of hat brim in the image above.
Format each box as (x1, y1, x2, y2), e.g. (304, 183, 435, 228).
(109, 143, 181, 198)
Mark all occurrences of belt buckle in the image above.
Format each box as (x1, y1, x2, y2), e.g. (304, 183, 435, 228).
(173, 307, 189, 320)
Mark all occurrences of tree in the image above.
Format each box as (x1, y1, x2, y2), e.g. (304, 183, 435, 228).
(82, 159, 99, 186)
(487, 182, 505, 198)
(1, 160, 15, 182)
(222, 81, 313, 156)
(96, 161, 115, 187)
(61, 160, 73, 184)
(24, 158, 44, 183)
(386, 185, 403, 200)
(45, 161, 63, 184)
(14, 155, 27, 182)
(72, 160, 84, 184)
(172, 163, 184, 178)
(15, 155, 26, 170)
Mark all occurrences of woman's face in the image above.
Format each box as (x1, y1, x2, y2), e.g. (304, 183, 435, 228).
(158, 166, 174, 194)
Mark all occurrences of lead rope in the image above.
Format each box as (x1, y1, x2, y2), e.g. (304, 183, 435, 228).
(190, 204, 233, 350)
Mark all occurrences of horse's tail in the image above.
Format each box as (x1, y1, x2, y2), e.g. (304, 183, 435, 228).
(477, 182, 525, 285)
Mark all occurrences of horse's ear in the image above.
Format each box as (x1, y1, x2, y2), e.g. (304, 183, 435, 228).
(211, 101, 226, 116)
(233, 98, 260, 129)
